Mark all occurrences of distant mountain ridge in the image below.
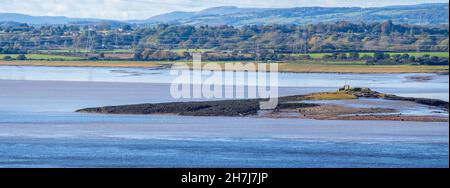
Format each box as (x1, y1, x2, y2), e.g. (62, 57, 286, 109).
(0, 13, 121, 25)
(0, 3, 448, 26)
(143, 3, 449, 26)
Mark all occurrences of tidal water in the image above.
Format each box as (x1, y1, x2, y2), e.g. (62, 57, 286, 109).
(0, 66, 448, 101)
(302, 98, 449, 117)
(0, 66, 448, 167)
(1, 137, 447, 168)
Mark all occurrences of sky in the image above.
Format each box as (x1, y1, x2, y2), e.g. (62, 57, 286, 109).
(0, 0, 448, 20)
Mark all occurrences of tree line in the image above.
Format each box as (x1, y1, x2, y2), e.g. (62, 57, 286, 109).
(1, 21, 448, 53)
(131, 49, 448, 65)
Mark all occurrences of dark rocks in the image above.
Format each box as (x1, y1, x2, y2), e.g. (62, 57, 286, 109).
(77, 99, 261, 117)
(275, 102, 319, 110)
(76, 87, 449, 117)
(382, 95, 449, 110)
(338, 86, 448, 110)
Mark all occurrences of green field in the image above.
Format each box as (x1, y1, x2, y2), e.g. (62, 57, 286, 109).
(38, 49, 90, 53)
(166, 49, 213, 53)
(381, 52, 449, 58)
(288, 60, 367, 65)
(183, 60, 368, 65)
(289, 52, 449, 58)
(98, 49, 134, 53)
(38, 49, 133, 53)
(0, 54, 85, 60)
(40, 49, 211, 54)
(38, 49, 213, 53)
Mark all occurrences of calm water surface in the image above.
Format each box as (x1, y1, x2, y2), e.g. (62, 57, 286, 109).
(0, 66, 448, 167)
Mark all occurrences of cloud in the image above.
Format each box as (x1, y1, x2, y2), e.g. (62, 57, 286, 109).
(0, 0, 447, 20)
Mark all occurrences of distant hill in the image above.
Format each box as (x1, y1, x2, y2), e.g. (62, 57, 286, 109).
(143, 3, 449, 26)
(0, 13, 122, 25)
(0, 3, 448, 26)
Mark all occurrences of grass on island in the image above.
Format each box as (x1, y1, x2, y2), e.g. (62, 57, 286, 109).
(303, 92, 358, 100)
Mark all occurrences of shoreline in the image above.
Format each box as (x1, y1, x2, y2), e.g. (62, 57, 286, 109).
(1, 61, 448, 74)
(76, 88, 449, 122)
(0, 61, 164, 68)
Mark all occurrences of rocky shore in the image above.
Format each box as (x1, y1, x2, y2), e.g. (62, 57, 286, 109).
(337, 86, 449, 110)
(76, 86, 449, 122)
(76, 99, 318, 117)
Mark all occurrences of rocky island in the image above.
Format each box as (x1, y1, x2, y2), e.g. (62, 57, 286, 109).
(76, 86, 449, 122)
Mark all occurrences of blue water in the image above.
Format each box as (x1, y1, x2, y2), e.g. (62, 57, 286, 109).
(302, 98, 449, 117)
(0, 66, 448, 101)
(0, 138, 447, 168)
(0, 66, 448, 167)
(1, 109, 448, 168)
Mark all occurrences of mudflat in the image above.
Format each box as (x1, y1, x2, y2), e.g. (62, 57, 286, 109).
(77, 87, 449, 122)
(1, 60, 448, 73)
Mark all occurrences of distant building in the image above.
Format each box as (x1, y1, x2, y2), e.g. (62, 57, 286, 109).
(339, 84, 352, 91)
